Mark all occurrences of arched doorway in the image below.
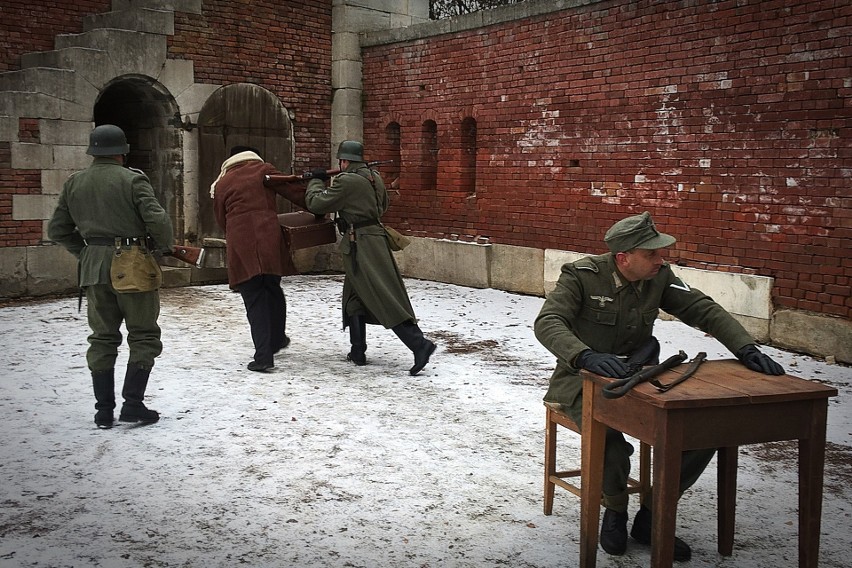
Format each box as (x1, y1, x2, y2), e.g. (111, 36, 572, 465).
(93, 75, 184, 243)
(196, 84, 295, 241)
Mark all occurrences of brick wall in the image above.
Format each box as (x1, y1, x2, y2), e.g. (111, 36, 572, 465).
(168, 0, 332, 172)
(0, 1, 113, 247)
(0, 1, 112, 73)
(0, 0, 331, 248)
(361, 0, 851, 318)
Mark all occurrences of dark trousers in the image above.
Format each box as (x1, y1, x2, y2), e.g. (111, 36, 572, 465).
(237, 274, 286, 365)
(86, 283, 162, 371)
(567, 398, 715, 512)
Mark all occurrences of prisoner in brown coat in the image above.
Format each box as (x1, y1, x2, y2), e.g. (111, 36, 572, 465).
(211, 148, 305, 372)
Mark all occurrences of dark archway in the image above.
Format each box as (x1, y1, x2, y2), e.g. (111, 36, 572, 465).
(460, 116, 477, 196)
(421, 119, 438, 195)
(93, 75, 183, 242)
(196, 84, 295, 241)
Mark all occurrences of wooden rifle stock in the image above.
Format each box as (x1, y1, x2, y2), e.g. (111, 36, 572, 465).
(264, 160, 394, 186)
(165, 245, 205, 268)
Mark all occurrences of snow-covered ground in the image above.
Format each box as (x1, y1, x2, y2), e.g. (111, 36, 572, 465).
(1, 274, 850, 567)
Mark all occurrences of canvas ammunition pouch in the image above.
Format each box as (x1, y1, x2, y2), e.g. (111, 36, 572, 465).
(384, 225, 411, 251)
(105, 239, 162, 293)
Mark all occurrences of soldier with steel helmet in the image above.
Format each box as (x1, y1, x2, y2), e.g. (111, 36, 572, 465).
(305, 140, 436, 375)
(48, 124, 173, 428)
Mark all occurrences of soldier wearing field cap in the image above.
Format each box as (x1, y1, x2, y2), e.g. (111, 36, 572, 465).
(534, 211, 783, 561)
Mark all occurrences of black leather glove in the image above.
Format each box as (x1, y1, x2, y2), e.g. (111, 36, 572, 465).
(736, 344, 785, 375)
(310, 168, 329, 181)
(575, 350, 630, 378)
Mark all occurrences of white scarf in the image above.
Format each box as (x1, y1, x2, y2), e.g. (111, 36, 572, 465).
(209, 151, 263, 198)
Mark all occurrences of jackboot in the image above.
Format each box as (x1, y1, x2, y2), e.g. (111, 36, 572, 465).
(391, 321, 436, 375)
(347, 315, 367, 366)
(630, 505, 692, 561)
(599, 508, 628, 556)
(91, 369, 115, 429)
(119, 363, 160, 424)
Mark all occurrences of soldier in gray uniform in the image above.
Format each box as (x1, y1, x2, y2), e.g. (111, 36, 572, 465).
(305, 140, 436, 375)
(534, 211, 783, 561)
(48, 125, 174, 428)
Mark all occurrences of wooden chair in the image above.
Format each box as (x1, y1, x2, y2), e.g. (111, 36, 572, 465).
(544, 401, 651, 515)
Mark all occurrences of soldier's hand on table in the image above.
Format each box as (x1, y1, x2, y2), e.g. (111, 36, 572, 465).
(736, 344, 785, 375)
(576, 350, 630, 378)
(310, 168, 329, 181)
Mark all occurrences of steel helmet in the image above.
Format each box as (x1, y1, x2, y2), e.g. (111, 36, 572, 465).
(336, 140, 364, 161)
(86, 124, 130, 156)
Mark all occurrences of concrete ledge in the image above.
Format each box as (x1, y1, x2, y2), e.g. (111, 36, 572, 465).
(293, 242, 343, 274)
(670, 265, 773, 320)
(491, 243, 544, 296)
(26, 245, 77, 296)
(162, 266, 191, 288)
(189, 267, 228, 286)
(0, 247, 28, 298)
(4, 235, 847, 364)
(772, 310, 852, 365)
(396, 238, 491, 289)
(543, 248, 586, 294)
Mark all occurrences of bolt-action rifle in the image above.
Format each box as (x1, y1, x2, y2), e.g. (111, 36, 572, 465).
(164, 245, 205, 268)
(263, 160, 394, 186)
(146, 235, 206, 268)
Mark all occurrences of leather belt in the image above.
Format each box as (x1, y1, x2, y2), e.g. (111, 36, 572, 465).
(84, 236, 144, 247)
(351, 219, 380, 230)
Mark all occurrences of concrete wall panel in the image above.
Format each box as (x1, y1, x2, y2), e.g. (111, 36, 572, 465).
(490, 243, 544, 297)
(26, 245, 77, 295)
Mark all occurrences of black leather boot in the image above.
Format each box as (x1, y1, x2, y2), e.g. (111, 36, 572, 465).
(600, 508, 628, 556)
(630, 504, 692, 561)
(347, 315, 367, 366)
(119, 363, 160, 424)
(391, 321, 436, 375)
(91, 369, 115, 429)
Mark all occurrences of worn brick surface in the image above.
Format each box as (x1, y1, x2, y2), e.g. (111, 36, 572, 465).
(0, 0, 331, 248)
(362, 0, 851, 318)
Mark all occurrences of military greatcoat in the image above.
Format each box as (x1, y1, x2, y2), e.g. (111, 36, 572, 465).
(305, 162, 416, 328)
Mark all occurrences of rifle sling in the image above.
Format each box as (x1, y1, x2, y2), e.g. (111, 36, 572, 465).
(601, 351, 689, 399)
(651, 352, 708, 392)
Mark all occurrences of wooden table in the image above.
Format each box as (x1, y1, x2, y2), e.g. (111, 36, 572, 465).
(579, 359, 837, 567)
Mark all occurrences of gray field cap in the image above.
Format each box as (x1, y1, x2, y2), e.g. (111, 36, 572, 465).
(604, 211, 677, 252)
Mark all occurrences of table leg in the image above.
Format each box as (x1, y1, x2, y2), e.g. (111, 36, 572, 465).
(799, 400, 829, 568)
(651, 414, 683, 567)
(580, 381, 606, 568)
(717, 446, 738, 556)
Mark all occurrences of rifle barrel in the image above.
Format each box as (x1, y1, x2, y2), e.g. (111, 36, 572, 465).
(264, 160, 394, 186)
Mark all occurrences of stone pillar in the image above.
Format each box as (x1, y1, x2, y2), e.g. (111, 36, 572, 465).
(330, 0, 429, 164)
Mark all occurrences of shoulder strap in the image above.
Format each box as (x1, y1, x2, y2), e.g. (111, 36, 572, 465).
(354, 166, 382, 220)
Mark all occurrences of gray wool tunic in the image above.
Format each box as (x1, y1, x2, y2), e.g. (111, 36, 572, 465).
(47, 157, 174, 286)
(534, 253, 755, 417)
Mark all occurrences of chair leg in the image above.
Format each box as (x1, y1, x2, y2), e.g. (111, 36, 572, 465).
(544, 407, 557, 515)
